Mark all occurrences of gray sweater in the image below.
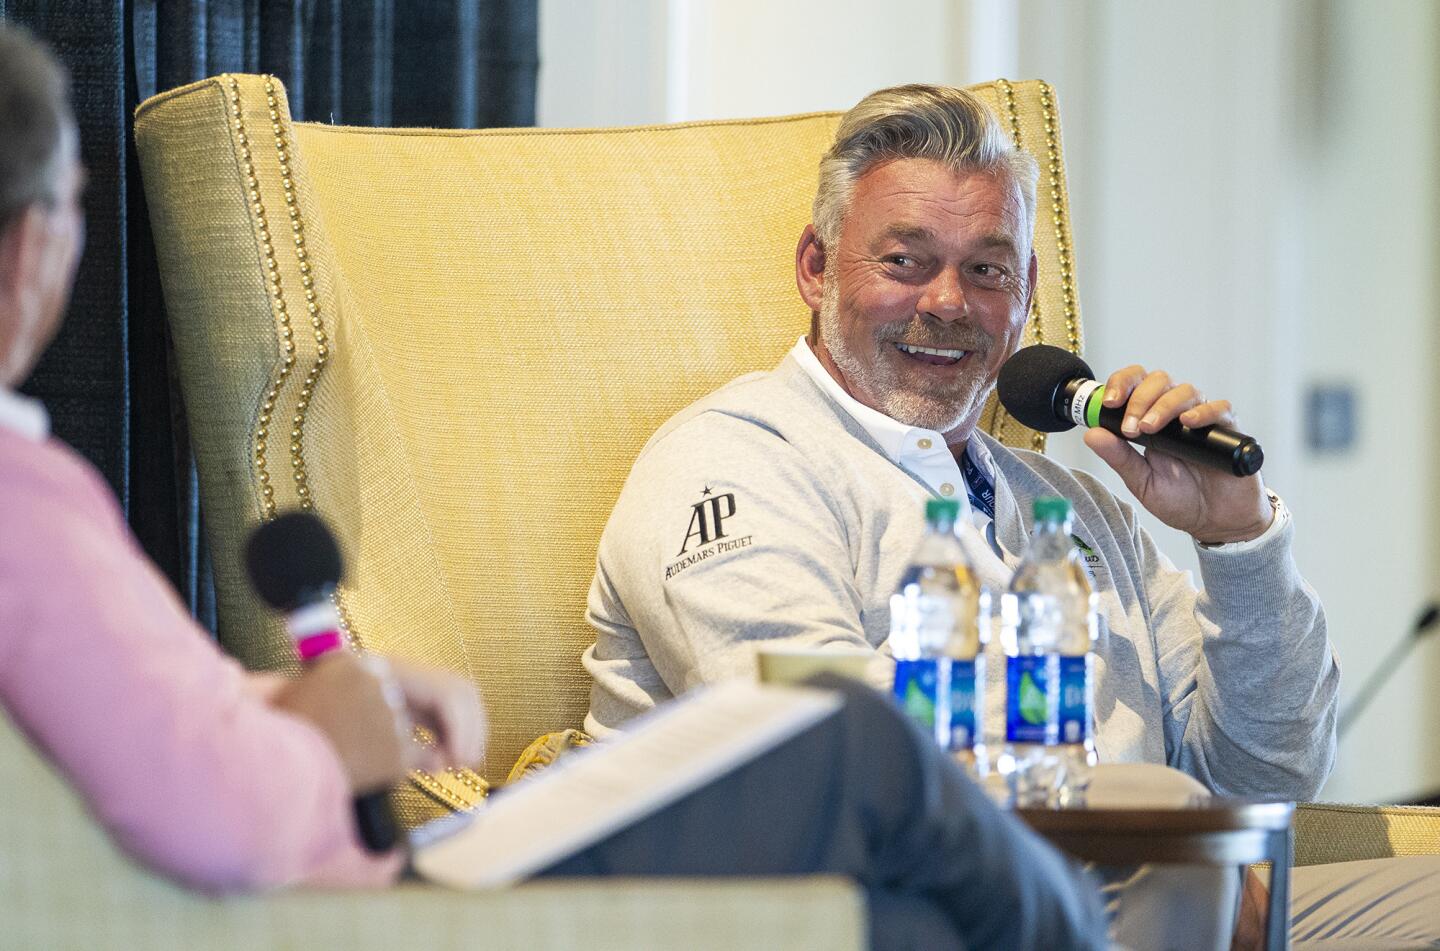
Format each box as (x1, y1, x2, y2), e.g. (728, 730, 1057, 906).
(584, 355, 1339, 799)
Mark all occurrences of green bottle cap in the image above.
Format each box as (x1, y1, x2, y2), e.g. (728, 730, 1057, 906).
(1033, 496, 1071, 523)
(925, 498, 961, 524)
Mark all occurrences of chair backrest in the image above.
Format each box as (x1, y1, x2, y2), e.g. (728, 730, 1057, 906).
(134, 76, 1083, 797)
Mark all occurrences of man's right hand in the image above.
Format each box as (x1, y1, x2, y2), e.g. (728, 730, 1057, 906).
(273, 652, 410, 793)
(273, 653, 488, 792)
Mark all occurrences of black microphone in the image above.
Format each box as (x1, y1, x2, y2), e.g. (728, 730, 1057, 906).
(245, 511, 400, 854)
(996, 344, 1264, 477)
(1338, 602, 1440, 740)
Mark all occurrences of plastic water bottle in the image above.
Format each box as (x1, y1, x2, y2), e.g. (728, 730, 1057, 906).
(889, 498, 988, 777)
(1009, 496, 1098, 806)
(997, 588, 1061, 805)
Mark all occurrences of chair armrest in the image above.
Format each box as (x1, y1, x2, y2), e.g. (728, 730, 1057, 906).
(6, 875, 865, 950)
(2, 709, 864, 950)
(1294, 802, 1440, 866)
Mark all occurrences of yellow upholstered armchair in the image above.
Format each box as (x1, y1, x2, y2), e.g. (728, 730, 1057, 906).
(130, 74, 1074, 815)
(131, 75, 1077, 806)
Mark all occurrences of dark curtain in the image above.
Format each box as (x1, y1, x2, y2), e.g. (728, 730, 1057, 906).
(0, 0, 539, 631)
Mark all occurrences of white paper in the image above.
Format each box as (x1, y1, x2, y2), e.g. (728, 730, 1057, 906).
(410, 681, 843, 889)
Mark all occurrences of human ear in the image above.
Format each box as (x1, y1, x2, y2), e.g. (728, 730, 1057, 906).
(1022, 251, 1038, 313)
(0, 207, 51, 386)
(0, 207, 45, 310)
(795, 224, 828, 313)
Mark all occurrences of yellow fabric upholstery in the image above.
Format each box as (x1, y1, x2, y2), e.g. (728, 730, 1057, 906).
(506, 728, 594, 784)
(134, 74, 1083, 799)
(1293, 802, 1440, 866)
(0, 709, 865, 950)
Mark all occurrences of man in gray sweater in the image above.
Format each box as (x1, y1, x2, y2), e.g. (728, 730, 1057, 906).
(585, 84, 1439, 948)
(586, 83, 1336, 800)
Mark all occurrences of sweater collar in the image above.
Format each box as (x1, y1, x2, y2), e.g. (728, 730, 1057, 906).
(0, 388, 49, 443)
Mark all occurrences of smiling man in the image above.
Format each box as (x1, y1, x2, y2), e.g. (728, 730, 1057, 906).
(582, 84, 1339, 811)
(803, 154, 1034, 445)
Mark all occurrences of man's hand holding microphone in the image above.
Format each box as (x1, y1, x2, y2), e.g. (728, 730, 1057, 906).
(1083, 365, 1274, 546)
(248, 511, 486, 852)
(272, 652, 486, 800)
(997, 345, 1275, 547)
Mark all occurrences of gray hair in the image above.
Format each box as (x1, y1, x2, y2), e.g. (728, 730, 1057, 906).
(0, 25, 72, 231)
(813, 84, 1038, 252)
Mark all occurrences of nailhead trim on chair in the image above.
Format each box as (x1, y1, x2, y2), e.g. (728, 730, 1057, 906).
(994, 79, 1043, 353)
(264, 78, 327, 513)
(229, 75, 362, 661)
(1037, 81, 1081, 357)
(246, 76, 490, 813)
(227, 76, 292, 520)
(994, 78, 1082, 454)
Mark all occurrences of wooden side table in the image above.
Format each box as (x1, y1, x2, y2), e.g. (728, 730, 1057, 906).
(1019, 801, 1294, 951)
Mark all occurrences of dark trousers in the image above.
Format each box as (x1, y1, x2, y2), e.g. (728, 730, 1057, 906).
(540, 676, 1107, 951)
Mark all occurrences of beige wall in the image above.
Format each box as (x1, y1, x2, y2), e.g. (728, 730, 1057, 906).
(538, 0, 1440, 803)
(1285, 0, 1440, 802)
(1014, 0, 1440, 804)
(540, 0, 963, 126)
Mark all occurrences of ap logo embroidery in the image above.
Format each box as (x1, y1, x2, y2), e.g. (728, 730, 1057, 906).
(664, 485, 753, 580)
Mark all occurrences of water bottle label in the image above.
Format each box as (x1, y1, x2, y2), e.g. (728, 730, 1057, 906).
(948, 658, 980, 750)
(893, 658, 947, 738)
(1057, 654, 1093, 745)
(1006, 654, 1058, 744)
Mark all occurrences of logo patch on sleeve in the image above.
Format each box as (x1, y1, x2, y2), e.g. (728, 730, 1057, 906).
(664, 485, 753, 580)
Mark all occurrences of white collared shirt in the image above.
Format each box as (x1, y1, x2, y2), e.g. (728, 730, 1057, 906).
(0, 388, 50, 442)
(789, 337, 1001, 539)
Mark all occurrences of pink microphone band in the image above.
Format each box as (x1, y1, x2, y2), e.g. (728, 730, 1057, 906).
(296, 630, 343, 661)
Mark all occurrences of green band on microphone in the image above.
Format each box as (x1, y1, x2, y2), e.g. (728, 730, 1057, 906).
(1085, 388, 1102, 429)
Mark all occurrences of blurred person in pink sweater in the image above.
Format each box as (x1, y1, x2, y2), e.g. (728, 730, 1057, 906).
(0, 22, 485, 894)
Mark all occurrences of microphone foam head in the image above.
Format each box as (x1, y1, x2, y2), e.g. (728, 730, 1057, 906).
(245, 510, 344, 611)
(996, 344, 1095, 433)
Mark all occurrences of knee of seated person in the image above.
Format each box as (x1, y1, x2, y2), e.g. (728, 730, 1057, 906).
(801, 671, 882, 709)
(802, 672, 929, 755)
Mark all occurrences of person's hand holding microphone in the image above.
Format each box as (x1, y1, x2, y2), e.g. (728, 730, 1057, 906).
(1083, 365, 1273, 545)
(248, 512, 486, 852)
(272, 652, 486, 798)
(997, 345, 1274, 546)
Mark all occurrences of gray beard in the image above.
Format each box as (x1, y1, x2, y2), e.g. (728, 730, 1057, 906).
(817, 283, 994, 434)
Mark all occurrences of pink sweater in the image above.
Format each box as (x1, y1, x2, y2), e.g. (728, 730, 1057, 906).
(0, 425, 401, 892)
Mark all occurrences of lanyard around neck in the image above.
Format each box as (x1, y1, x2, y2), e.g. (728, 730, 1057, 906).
(959, 450, 996, 521)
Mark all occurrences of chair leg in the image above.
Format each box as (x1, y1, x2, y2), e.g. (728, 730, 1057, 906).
(1264, 827, 1292, 951)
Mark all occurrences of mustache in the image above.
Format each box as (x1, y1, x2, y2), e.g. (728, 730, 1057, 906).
(875, 319, 991, 352)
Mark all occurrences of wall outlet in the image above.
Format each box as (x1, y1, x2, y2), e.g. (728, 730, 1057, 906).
(1307, 384, 1357, 453)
